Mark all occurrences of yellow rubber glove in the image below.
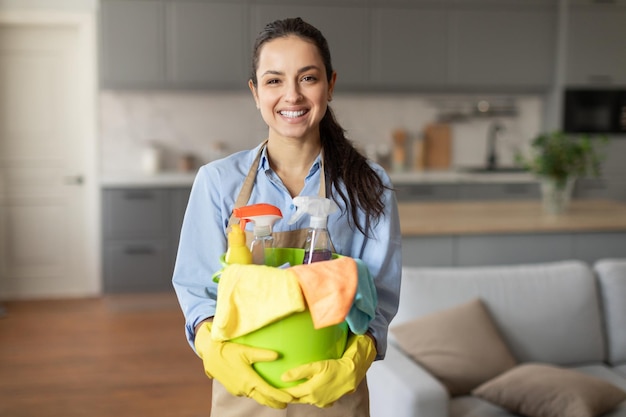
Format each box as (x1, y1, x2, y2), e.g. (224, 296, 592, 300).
(281, 334, 377, 408)
(194, 322, 294, 409)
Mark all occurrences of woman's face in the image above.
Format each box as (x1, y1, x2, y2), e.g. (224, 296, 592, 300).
(249, 35, 336, 143)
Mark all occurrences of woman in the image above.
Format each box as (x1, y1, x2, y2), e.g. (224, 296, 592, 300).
(172, 17, 401, 417)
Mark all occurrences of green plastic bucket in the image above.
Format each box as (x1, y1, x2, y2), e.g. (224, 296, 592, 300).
(217, 248, 349, 388)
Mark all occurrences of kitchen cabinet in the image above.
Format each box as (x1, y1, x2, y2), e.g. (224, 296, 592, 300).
(250, 4, 370, 89)
(100, 0, 559, 92)
(394, 183, 459, 201)
(566, 4, 626, 86)
(100, 0, 166, 87)
(394, 181, 540, 201)
(370, 7, 448, 88)
(371, 3, 556, 91)
(100, 0, 248, 89)
(401, 236, 455, 267)
(448, 7, 556, 90)
(102, 187, 191, 293)
(455, 233, 572, 266)
(402, 231, 626, 268)
(457, 183, 540, 200)
(169, 2, 248, 87)
(572, 232, 626, 264)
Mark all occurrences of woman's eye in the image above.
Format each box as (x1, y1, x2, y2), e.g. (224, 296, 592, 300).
(302, 75, 317, 82)
(266, 79, 280, 85)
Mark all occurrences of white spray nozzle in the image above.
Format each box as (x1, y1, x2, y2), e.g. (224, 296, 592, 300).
(233, 204, 283, 236)
(288, 196, 338, 229)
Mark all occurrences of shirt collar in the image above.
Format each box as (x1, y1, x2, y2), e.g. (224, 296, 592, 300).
(259, 145, 323, 179)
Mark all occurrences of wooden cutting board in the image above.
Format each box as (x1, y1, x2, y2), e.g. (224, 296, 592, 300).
(423, 123, 452, 169)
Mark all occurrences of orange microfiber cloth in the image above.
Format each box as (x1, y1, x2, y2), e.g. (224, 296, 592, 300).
(290, 257, 358, 329)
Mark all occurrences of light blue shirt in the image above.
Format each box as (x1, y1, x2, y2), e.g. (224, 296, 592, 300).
(172, 142, 402, 359)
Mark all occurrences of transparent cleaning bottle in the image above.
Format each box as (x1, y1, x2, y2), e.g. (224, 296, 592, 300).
(288, 196, 339, 264)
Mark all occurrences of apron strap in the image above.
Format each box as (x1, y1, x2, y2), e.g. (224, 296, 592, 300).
(228, 140, 327, 227)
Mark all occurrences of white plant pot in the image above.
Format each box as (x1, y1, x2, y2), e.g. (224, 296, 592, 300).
(540, 176, 576, 214)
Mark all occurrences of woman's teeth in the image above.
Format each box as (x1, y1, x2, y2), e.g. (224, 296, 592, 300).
(280, 110, 306, 118)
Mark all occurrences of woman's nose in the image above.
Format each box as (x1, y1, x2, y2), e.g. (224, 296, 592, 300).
(284, 82, 303, 102)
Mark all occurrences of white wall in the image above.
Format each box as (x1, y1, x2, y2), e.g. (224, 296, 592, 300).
(99, 90, 543, 175)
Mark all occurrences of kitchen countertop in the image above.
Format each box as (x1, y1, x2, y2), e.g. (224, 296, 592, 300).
(100, 172, 198, 188)
(100, 169, 537, 188)
(399, 199, 626, 236)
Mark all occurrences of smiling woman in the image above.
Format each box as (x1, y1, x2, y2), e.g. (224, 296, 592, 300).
(172, 17, 402, 417)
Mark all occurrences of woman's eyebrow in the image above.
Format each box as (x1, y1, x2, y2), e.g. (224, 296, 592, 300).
(261, 65, 321, 78)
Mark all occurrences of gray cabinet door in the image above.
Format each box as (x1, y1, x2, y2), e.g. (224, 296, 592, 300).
(370, 7, 448, 88)
(169, 2, 248, 88)
(448, 7, 556, 89)
(458, 183, 540, 200)
(250, 4, 370, 89)
(402, 236, 455, 267)
(566, 6, 626, 86)
(572, 232, 626, 264)
(456, 233, 573, 266)
(102, 189, 170, 240)
(100, 0, 166, 88)
(394, 184, 459, 201)
(103, 239, 172, 292)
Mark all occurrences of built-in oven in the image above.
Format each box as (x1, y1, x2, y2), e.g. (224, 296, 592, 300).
(563, 89, 626, 134)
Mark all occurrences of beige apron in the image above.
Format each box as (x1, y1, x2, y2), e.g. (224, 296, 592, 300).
(213, 142, 370, 417)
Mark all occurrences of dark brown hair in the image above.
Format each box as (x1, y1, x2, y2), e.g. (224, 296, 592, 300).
(251, 17, 390, 236)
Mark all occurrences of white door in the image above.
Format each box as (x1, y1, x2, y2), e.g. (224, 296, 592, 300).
(0, 12, 99, 298)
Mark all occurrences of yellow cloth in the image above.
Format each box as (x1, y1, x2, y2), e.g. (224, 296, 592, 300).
(290, 257, 358, 329)
(212, 263, 306, 341)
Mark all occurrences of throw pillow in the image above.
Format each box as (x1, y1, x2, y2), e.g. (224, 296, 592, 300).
(473, 363, 626, 417)
(390, 298, 517, 396)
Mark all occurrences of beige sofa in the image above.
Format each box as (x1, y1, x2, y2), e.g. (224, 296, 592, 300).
(368, 259, 626, 417)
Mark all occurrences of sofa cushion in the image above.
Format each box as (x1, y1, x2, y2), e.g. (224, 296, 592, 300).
(472, 363, 626, 417)
(594, 259, 626, 365)
(391, 298, 517, 396)
(396, 261, 605, 365)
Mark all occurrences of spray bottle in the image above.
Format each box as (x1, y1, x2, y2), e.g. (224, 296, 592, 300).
(233, 203, 283, 266)
(288, 196, 339, 264)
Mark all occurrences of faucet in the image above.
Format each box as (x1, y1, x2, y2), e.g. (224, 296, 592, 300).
(486, 122, 505, 171)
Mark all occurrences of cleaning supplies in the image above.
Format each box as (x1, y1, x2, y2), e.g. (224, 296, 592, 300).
(233, 204, 283, 266)
(288, 196, 338, 264)
(225, 223, 252, 265)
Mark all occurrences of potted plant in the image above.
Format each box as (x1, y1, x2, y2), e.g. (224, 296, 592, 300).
(516, 131, 608, 214)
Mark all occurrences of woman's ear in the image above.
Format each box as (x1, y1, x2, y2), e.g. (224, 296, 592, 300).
(328, 72, 337, 102)
(248, 79, 260, 109)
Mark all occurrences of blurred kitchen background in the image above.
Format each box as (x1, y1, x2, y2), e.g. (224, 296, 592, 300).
(2, 2, 626, 415)
(1, 0, 626, 297)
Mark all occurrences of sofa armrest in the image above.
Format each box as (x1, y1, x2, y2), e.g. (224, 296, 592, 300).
(368, 343, 449, 417)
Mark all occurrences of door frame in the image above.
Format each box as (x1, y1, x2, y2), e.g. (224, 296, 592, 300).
(0, 8, 100, 297)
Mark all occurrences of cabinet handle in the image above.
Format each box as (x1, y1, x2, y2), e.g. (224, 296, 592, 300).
(124, 246, 156, 255)
(64, 175, 84, 185)
(587, 74, 613, 84)
(503, 184, 531, 195)
(123, 191, 155, 200)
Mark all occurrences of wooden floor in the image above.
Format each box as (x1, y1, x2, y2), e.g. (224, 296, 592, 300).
(0, 292, 212, 417)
